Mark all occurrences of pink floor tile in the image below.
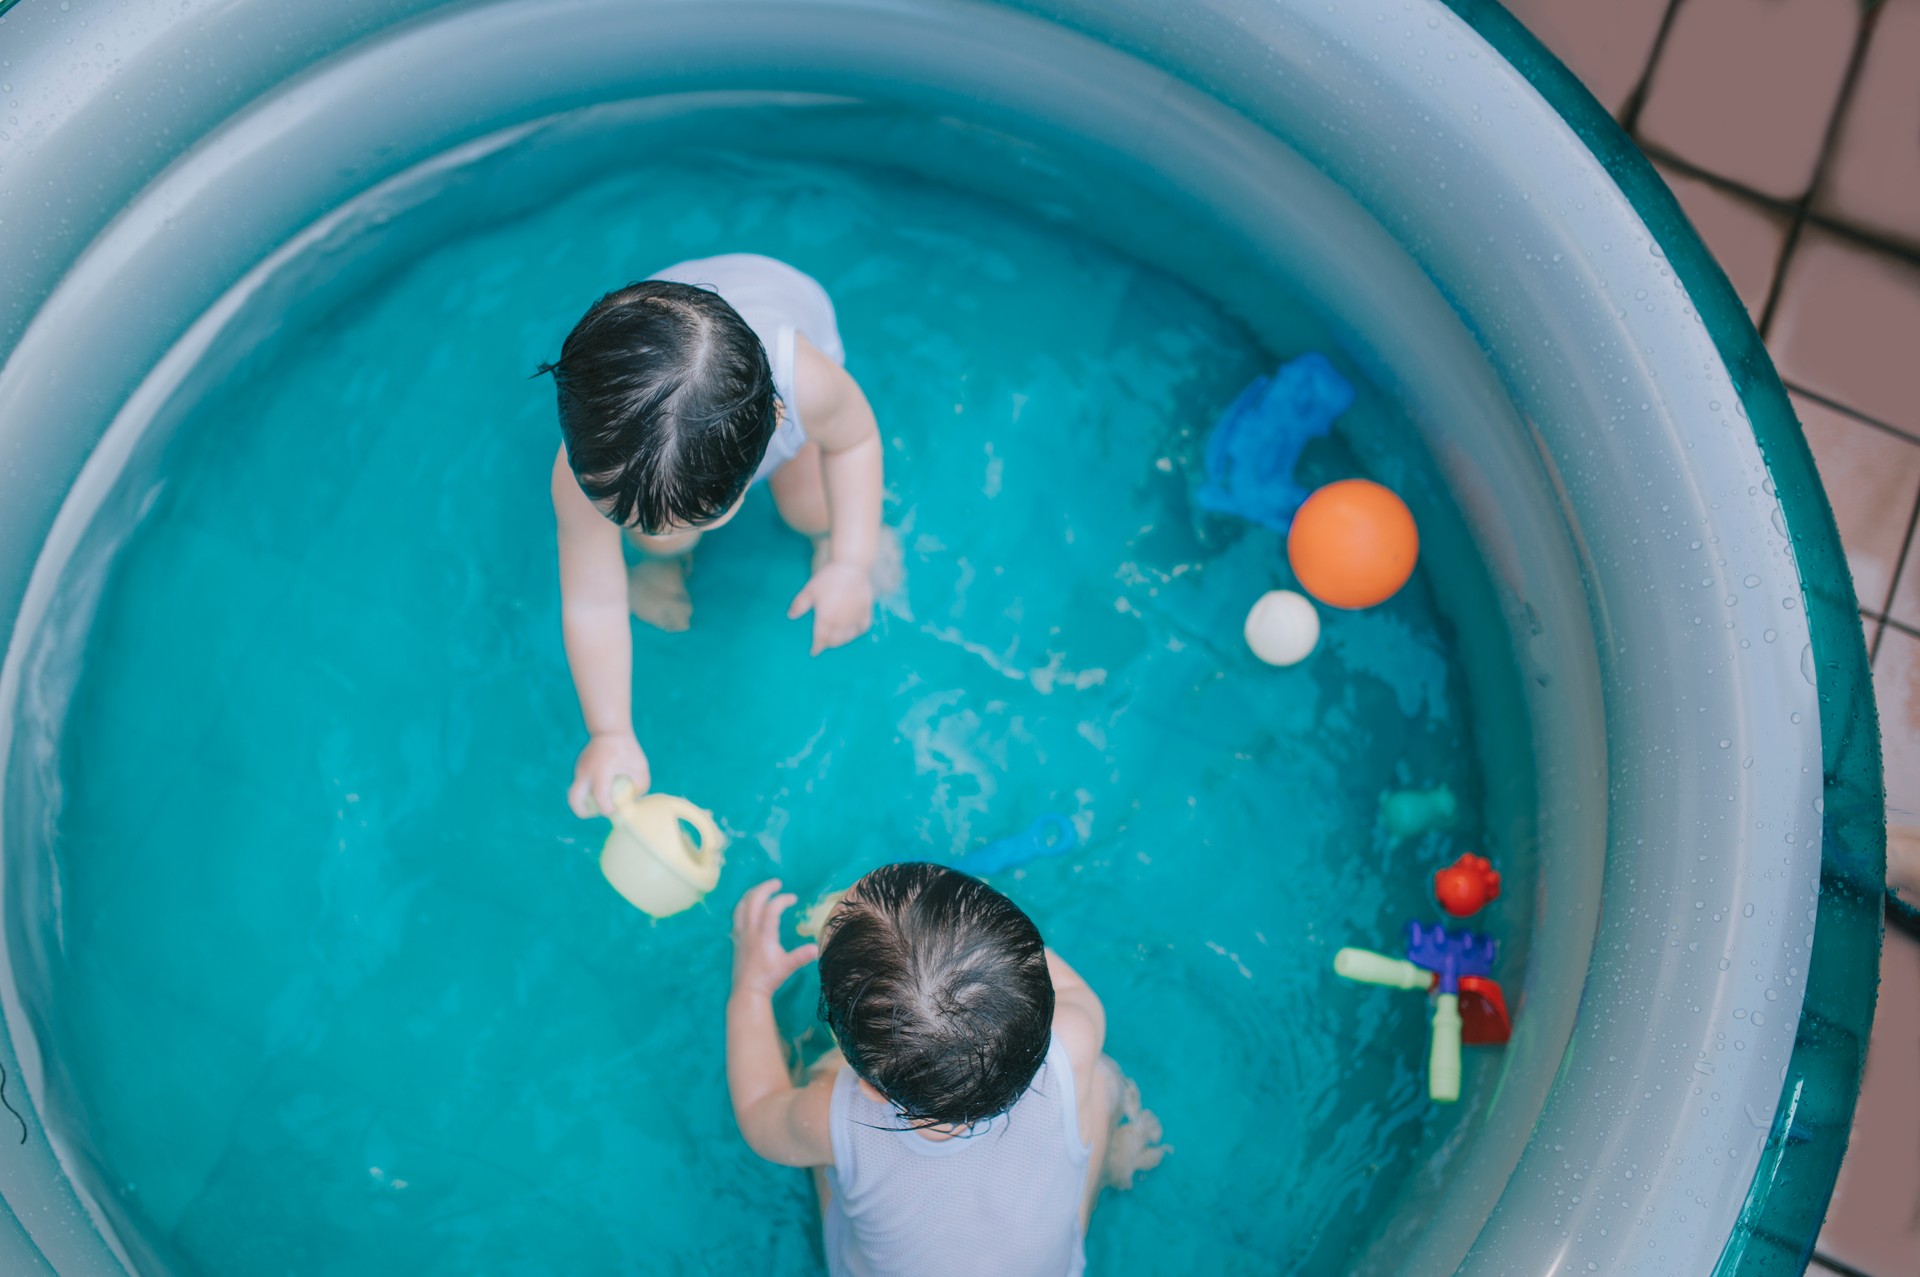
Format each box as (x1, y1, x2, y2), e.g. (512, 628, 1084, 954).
(1637, 0, 1861, 201)
(1815, 0, 1920, 252)
(1498, 0, 1672, 116)
(1818, 920, 1920, 1277)
(1657, 161, 1789, 318)
(1893, 823, 1919, 915)
(1892, 518, 1920, 631)
(1876, 628, 1920, 852)
(1795, 393, 1920, 613)
(1770, 229, 1920, 438)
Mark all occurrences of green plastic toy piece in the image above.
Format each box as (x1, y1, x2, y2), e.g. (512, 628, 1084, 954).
(1430, 993, 1463, 1103)
(1333, 947, 1431, 990)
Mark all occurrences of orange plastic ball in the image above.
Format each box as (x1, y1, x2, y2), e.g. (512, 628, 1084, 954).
(1287, 479, 1419, 609)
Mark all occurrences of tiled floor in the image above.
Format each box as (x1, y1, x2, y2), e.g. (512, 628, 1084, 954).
(1498, 0, 1920, 1273)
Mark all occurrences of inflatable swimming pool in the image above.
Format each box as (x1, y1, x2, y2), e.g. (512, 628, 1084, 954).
(0, 0, 1886, 1273)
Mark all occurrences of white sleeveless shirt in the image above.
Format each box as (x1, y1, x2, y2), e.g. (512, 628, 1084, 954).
(647, 254, 846, 485)
(823, 1034, 1092, 1277)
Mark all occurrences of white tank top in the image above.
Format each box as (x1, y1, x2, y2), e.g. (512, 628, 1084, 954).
(823, 1034, 1092, 1277)
(647, 254, 846, 485)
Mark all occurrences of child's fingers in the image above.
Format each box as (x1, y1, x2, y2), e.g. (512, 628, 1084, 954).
(758, 891, 797, 934)
(568, 775, 594, 819)
(814, 614, 868, 653)
(788, 584, 815, 621)
(782, 942, 820, 978)
(736, 880, 776, 925)
(739, 878, 781, 931)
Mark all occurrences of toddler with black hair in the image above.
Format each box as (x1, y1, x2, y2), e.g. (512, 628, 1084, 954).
(543, 255, 886, 816)
(726, 865, 1166, 1276)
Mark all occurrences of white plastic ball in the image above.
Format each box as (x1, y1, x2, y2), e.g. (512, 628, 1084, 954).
(1244, 589, 1320, 666)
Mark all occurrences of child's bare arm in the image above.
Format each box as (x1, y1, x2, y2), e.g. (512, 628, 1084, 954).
(801, 343, 883, 576)
(1047, 949, 1108, 1151)
(1046, 949, 1107, 1066)
(788, 338, 883, 654)
(552, 446, 649, 814)
(728, 879, 835, 1167)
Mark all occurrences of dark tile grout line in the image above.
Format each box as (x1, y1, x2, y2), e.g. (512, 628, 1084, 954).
(1752, 200, 1803, 339)
(1801, 210, 1919, 268)
(1786, 381, 1920, 448)
(1754, 4, 1884, 339)
(1812, 1247, 1880, 1277)
(1638, 143, 1801, 216)
(1889, 892, 1920, 946)
(1868, 481, 1920, 665)
(1640, 143, 1920, 273)
(1615, 0, 1688, 138)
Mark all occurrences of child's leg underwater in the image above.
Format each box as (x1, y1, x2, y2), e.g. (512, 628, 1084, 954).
(624, 527, 698, 632)
(1082, 1057, 1169, 1230)
(772, 442, 902, 596)
(770, 441, 832, 542)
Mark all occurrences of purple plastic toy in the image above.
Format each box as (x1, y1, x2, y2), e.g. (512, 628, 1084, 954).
(1404, 921, 1497, 996)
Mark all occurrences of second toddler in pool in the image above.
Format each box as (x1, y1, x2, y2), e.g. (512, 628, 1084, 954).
(727, 865, 1167, 1276)
(543, 254, 886, 815)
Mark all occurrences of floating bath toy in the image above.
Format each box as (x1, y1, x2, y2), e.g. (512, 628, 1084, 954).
(1194, 352, 1353, 533)
(1328, 856, 1505, 1106)
(1434, 853, 1501, 918)
(1287, 479, 1419, 609)
(1243, 588, 1320, 666)
(1334, 919, 1509, 1103)
(950, 814, 1080, 877)
(1380, 784, 1457, 839)
(797, 888, 846, 940)
(596, 777, 728, 918)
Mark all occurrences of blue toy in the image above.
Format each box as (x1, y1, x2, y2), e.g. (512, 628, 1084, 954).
(1195, 352, 1355, 533)
(948, 814, 1079, 877)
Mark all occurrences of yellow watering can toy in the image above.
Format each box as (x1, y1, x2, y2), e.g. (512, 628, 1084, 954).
(596, 777, 728, 918)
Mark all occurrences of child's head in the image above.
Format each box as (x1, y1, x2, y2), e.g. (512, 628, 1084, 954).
(544, 281, 777, 534)
(817, 862, 1054, 1128)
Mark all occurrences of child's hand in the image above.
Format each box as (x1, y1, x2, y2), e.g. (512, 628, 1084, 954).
(731, 879, 819, 999)
(788, 561, 873, 656)
(568, 731, 651, 818)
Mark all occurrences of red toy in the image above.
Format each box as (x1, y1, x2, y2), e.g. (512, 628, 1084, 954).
(1434, 852, 1501, 917)
(1456, 975, 1510, 1044)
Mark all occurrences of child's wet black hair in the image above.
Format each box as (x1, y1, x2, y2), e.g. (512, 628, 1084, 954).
(817, 862, 1054, 1129)
(540, 280, 777, 533)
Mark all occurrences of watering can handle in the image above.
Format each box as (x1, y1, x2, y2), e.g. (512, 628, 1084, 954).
(653, 799, 724, 862)
(1333, 948, 1430, 990)
(1429, 993, 1462, 1103)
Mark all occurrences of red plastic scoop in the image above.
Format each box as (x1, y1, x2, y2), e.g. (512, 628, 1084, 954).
(1457, 976, 1511, 1045)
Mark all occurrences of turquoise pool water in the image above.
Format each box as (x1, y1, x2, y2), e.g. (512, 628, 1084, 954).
(46, 153, 1491, 1274)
